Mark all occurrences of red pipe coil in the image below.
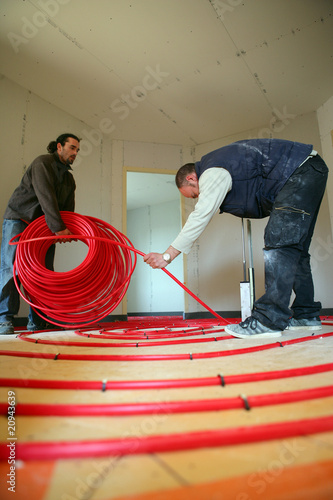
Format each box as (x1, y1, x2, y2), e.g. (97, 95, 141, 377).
(1, 363, 332, 391)
(1, 415, 332, 460)
(11, 213, 137, 327)
(10, 212, 227, 327)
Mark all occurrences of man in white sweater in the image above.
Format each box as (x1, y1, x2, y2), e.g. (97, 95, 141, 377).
(144, 139, 328, 339)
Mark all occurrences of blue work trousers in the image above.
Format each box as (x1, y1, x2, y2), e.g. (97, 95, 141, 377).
(0, 219, 55, 324)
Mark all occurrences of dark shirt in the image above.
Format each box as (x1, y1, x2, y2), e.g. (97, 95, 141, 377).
(4, 152, 75, 232)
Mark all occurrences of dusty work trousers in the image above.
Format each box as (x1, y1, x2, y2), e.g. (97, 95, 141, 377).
(252, 154, 329, 330)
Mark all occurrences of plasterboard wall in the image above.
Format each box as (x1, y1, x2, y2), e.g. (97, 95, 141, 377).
(181, 110, 333, 314)
(1, 75, 332, 319)
(317, 96, 333, 236)
(0, 75, 112, 319)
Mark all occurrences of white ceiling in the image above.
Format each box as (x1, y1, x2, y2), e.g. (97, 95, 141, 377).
(1, 0, 332, 148)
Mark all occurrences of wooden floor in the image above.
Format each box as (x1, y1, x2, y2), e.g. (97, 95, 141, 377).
(0, 317, 333, 500)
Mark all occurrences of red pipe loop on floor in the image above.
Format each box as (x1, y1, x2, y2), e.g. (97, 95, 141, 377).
(17, 330, 230, 348)
(1, 415, 332, 460)
(1, 332, 332, 361)
(1, 385, 332, 417)
(76, 325, 228, 340)
(1, 362, 332, 391)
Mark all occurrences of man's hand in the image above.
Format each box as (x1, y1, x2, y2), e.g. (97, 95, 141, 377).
(55, 228, 75, 243)
(143, 253, 168, 269)
(143, 247, 180, 269)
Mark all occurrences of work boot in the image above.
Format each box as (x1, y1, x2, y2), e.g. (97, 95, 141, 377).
(0, 321, 15, 335)
(27, 320, 54, 332)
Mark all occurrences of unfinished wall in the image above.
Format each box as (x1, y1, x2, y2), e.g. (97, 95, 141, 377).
(317, 96, 333, 236)
(1, 74, 332, 320)
(0, 75, 112, 319)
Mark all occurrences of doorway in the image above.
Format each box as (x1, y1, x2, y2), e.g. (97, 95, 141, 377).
(125, 169, 184, 314)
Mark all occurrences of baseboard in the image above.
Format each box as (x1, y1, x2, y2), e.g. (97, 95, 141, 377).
(127, 312, 184, 318)
(97, 315, 128, 323)
(183, 311, 240, 320)
(322, 308, 333, 317)
(13, 308, 333, 327)
(12, 315, 128, 327)
(12, 317, 28, 327)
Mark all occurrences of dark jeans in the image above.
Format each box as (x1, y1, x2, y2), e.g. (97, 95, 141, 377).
(252, 154, 329, 330)
(0, 219, 55, 325)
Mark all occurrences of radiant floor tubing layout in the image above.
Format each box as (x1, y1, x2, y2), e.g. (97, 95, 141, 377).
(1, 316, 333, 500)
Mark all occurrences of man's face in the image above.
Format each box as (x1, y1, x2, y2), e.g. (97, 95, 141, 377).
(179, 174, 199, 199)
(57, 138, 80, 165)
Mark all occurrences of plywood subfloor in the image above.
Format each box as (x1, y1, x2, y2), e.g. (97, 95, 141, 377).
(0, 318, 333, 500)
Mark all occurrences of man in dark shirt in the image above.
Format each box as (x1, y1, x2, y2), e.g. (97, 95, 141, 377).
(0, 133, 80, 334)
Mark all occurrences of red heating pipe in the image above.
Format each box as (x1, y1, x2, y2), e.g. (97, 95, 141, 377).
(1, 332, 332, 362)
(1, 363, 332, 391)
(1, 415, 332, 460)
(1, 385, 332, 417)
(75, 326, 228, 340)
(17, 331, 230, 348)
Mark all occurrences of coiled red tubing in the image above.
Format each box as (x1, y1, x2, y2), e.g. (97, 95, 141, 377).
(11, 212, 225, 328)
(11, 212, 137, 328)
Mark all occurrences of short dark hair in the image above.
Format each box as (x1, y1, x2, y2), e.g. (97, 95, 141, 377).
(47, 133, 80, 153)
(175, 163, 196, 188)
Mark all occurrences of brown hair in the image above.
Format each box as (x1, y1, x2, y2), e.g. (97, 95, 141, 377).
(175, 163, 196, 188)
(47, 133, 80, 153)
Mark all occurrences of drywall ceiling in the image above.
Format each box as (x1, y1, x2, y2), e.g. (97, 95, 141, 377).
(0, 0, 332, 146)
